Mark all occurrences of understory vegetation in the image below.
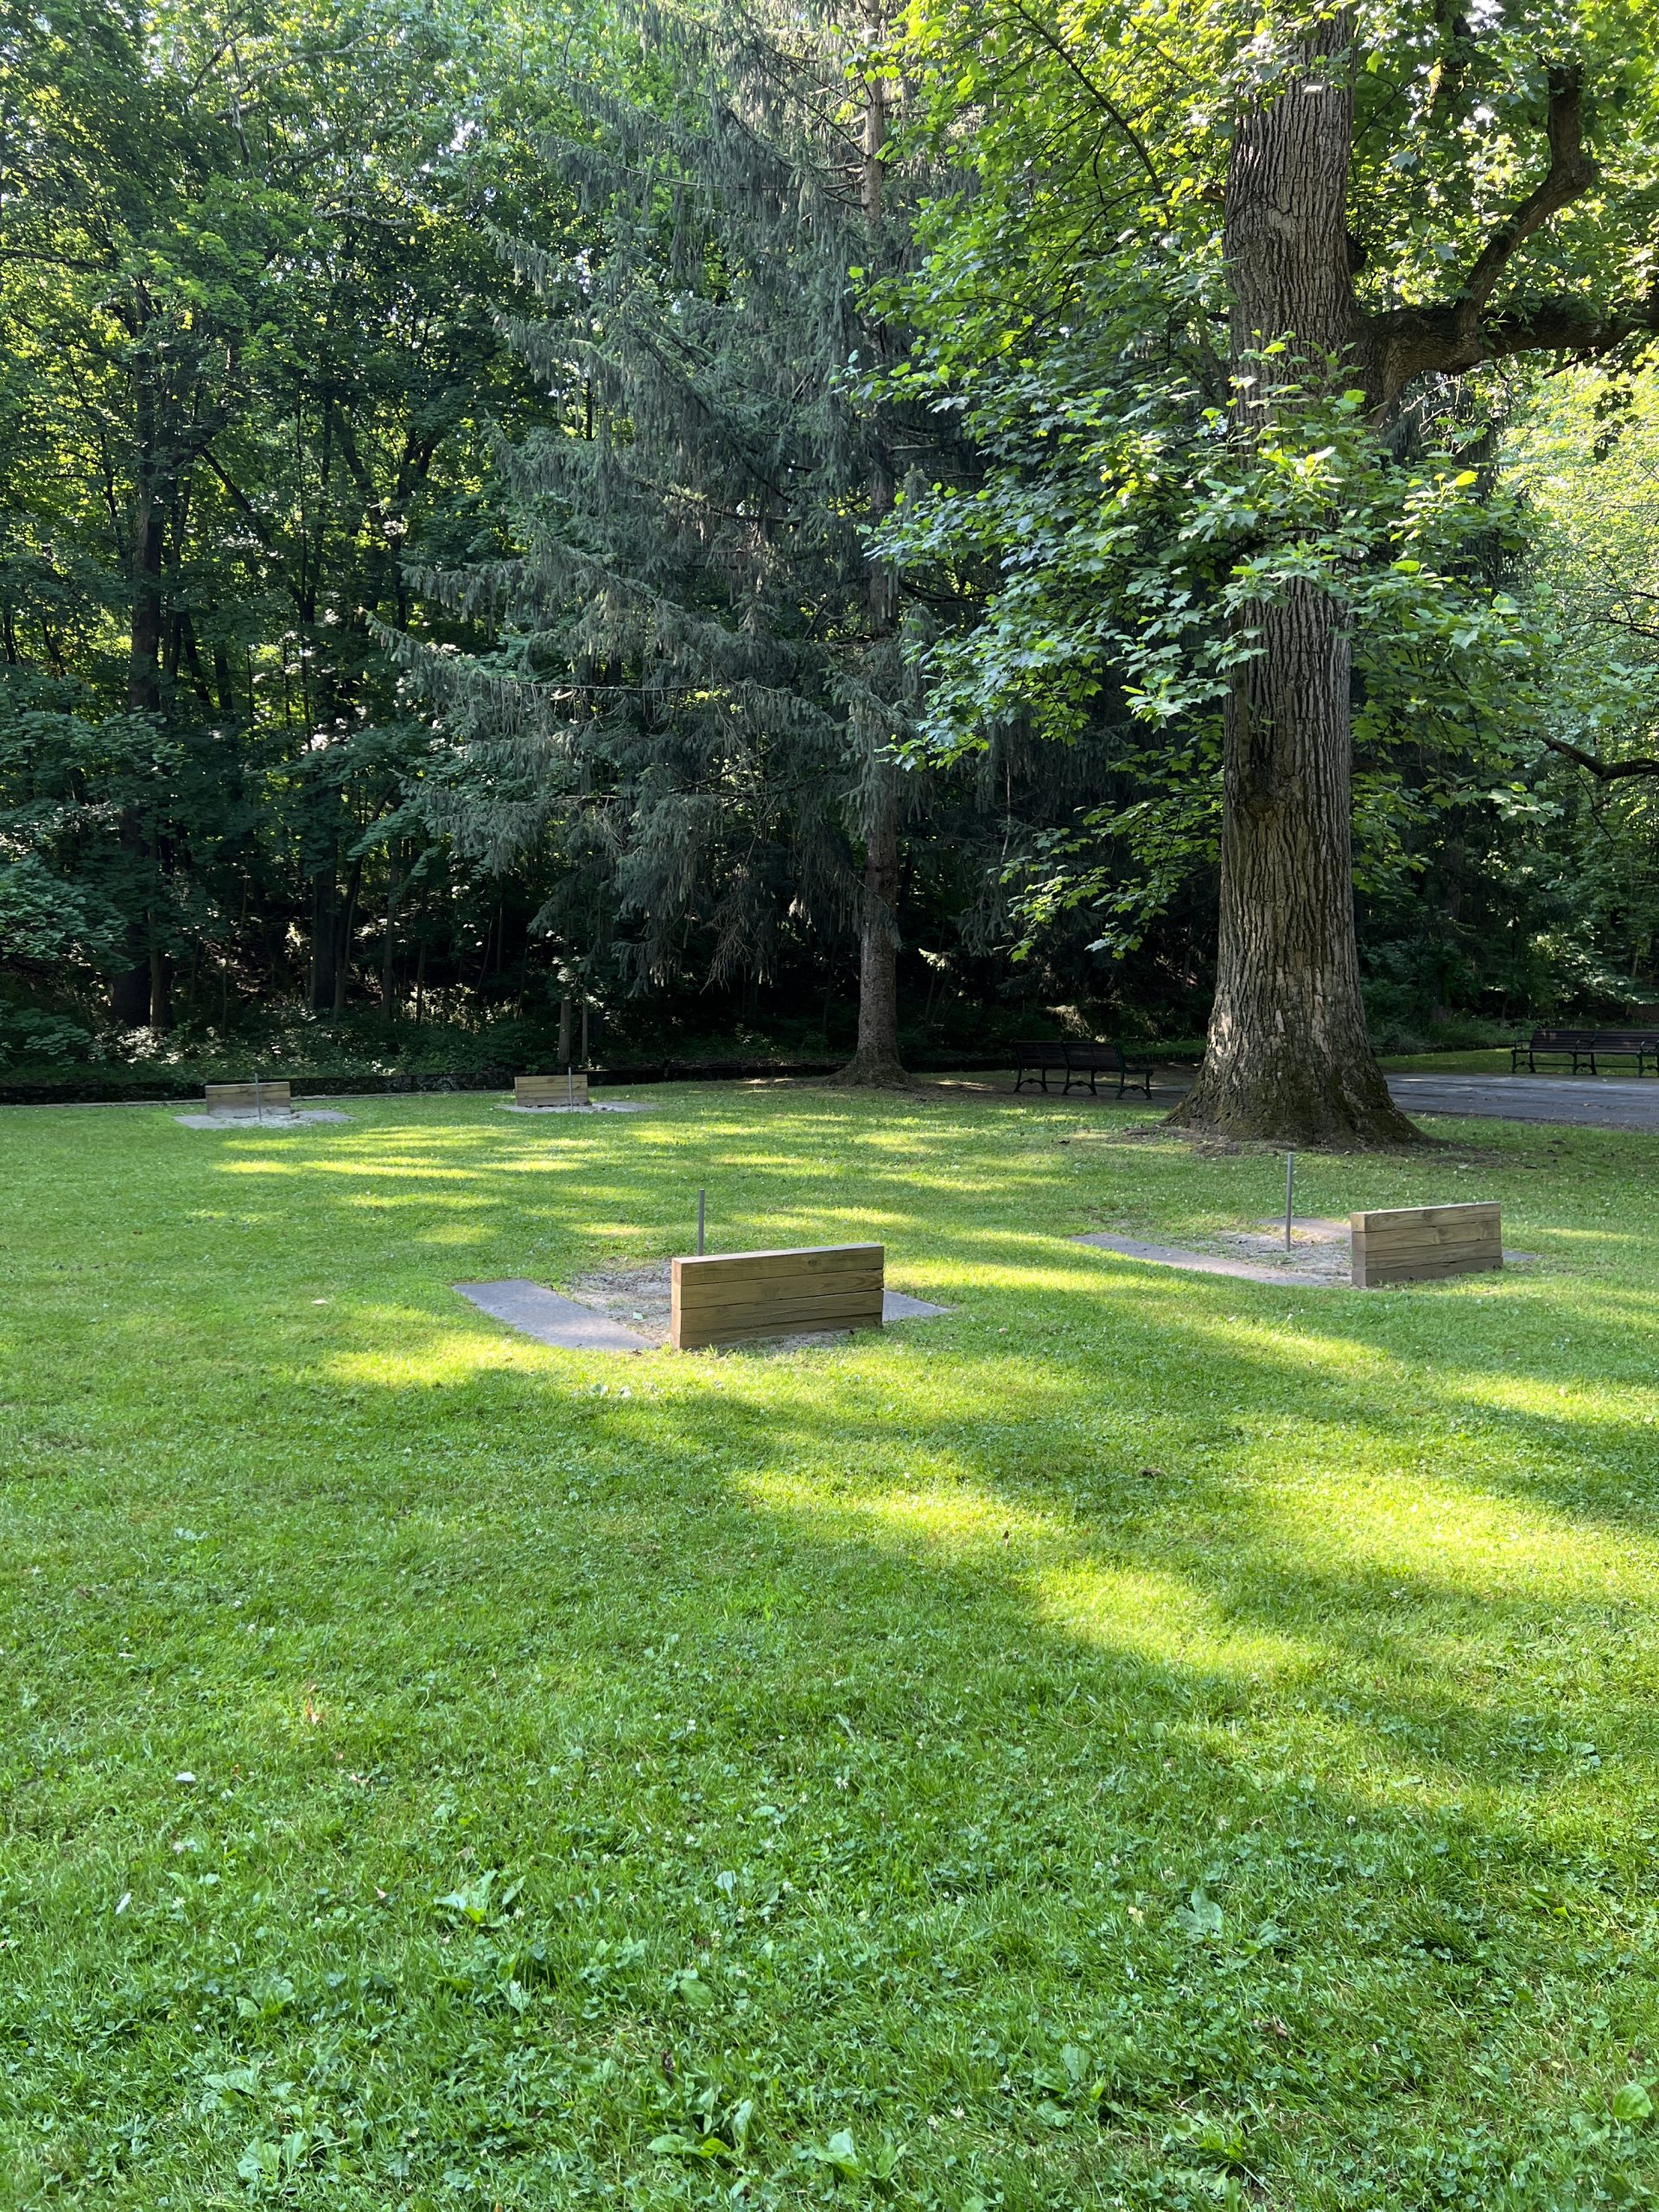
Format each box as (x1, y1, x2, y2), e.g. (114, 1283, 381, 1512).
(4, 1, 1659, 1088)
(4, 1085, 1659, 2206)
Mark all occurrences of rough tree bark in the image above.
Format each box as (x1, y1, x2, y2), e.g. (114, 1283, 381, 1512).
(1174, 9, 1419, 1145)
(1173, 35, 1634, 1144)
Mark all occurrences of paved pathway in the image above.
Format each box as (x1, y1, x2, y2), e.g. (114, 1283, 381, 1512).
(1128, 1070, 1659, 1132)
(457, 1277, 950, 1354)
(1385, 1073, 1659, 1130)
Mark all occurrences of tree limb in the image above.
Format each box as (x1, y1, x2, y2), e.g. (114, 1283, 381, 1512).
(1460, 66, 1595, 312)
(1364, 286, 1659, 404)
(200, 453, 302, 602)
(1541, 734, 1659, 780)
(1356, 63, 1640, 405)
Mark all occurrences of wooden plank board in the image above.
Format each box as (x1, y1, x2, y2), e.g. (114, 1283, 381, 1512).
(677, 1287, 886, 1334)
(205, 1080, 291, 1112)
(676, 1253, 880, 1304)
(673, 1242, 879, 1287)
(671, 1244, 884, 1350)
(1353, 1204, 1496, 1236)
(516, 1072, 588, 1106)
(1351, 1202, 1501, 1287)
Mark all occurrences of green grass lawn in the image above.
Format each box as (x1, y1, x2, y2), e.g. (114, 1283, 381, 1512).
(1375, 1048, 1659, 1075)
(5, 1084, 1659, 2210)
(1377, 1050, 1518, 1074)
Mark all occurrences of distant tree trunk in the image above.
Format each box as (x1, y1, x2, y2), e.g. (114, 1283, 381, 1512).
(836, 33, 909, 1090)
(111, 415, 166, 1027)
(308, 865, 338, 1014)
(380, 860, 401, 1019)
(841, 768, 907, 1084)
(1173, 10, 1421, 1146)
(149, 943, 172, 1031)
(333, 857, 362, 1016)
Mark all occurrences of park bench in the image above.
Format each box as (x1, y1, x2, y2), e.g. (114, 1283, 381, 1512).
(1510, 1027, 1659, 1076)
(1013, 1039, 1070, 1091)
(1015, 1039, 1155, 1096)
(1059, 1041, 1155, 1097)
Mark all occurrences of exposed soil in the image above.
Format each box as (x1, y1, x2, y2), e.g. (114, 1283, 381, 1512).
(565, 1260, 868, 1352)
(1216, 1217, 1354, 1282)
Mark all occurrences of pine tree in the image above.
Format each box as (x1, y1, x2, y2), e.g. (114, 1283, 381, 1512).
(408, 0, 965, 1081)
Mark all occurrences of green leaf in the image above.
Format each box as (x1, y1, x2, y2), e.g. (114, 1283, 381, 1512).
(1613, 2082, 1654, 2126)
(1173, 1889, 1224, 1938)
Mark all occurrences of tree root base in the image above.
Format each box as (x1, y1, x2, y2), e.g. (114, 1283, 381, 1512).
(1162, 1108, 1434, 1154)
(832, 1054, 912, 1089)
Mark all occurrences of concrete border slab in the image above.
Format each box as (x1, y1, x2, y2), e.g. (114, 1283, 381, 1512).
(455, 1279, 653, 1352)
(174, 1109, 353, 1129)
(495, 1101, 653, 1116)
(1074, 1233, 1336, 1287)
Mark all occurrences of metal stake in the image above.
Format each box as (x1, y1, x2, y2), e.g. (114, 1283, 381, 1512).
(696, 1188, 706, 1255)
(1285, 1152, 1295, 1250)
(566, 1063, 574, 1106)
(254, 1071, 264, 1126)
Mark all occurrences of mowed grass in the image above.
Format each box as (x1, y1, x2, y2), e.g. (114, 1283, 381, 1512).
(3, 1084, 1659, 2211)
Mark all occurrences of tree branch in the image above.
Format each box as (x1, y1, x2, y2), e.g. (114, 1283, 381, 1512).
(200, 453, 302, 603)
(1461, 66, 1595, 312)
(1000, 0, 1168, 206)
(1364, 285, 1659, 404)
(1541, 734, 1659, 780)
(1357, 63, 1636, 404)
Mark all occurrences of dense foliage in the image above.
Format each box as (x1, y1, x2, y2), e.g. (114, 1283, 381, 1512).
(3, 0, 1659, 1081)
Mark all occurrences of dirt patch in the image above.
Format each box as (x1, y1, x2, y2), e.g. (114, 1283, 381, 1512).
(1215, 1217, 1354, 1283)
(569, 1261, 672, 1342)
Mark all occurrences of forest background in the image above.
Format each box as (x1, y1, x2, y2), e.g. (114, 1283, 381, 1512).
(3, 0, 1658, 1093)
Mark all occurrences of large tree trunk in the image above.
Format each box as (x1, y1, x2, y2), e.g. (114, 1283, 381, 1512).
(1173, 10, 1421, 1146)
(1177, 583, 1414, 1141)
(840, 769, 907, 1085)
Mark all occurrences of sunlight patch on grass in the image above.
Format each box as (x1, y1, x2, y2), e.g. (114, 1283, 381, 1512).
(321, 1315, 565, 1390)
(1032, 1558, 1323, 1682)
(1451, 1365, 1659, 1427)
(741, 1467, 1071, 1559)
(1261, 1479, 1659, 1600)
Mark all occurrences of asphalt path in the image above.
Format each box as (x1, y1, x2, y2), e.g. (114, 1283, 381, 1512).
(1117, 1070, 1659, 1132)
(1383, 1072, 1659, 1131)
